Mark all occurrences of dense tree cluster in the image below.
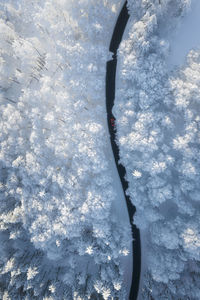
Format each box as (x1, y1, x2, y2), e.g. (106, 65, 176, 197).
(1, 0, 199, 299)
(0, 1, 132, 299)
(114, 0, 200, 299)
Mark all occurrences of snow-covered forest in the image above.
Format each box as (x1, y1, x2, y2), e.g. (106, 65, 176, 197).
(0, 1, 132, 299)
(0, 0, 199, 299)
(115, 0, 200, 299)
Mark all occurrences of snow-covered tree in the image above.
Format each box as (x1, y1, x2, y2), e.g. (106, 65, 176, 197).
(114, 0, 200, 299)
(0, 1, 132, 299)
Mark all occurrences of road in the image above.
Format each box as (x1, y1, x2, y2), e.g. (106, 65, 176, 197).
(105, 2, 141, 299)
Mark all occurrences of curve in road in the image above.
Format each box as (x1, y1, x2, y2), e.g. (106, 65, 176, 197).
(106, 2, 141, 300)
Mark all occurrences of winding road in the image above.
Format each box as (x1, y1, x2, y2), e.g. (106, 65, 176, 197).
(106, 2, 141, 299)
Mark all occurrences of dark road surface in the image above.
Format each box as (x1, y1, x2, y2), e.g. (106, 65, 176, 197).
(106, 2, 141, 299)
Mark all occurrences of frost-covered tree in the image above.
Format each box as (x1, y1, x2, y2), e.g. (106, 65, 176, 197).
(114, 0, 200, 299)
(0, 1, 132, 299)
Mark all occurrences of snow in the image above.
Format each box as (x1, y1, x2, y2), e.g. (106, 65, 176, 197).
(0, 1, 134, 299)
(115, 0, 200, 299)
(1, 0, 200, 299)
(104, 125, 133, 298)
(167, 0, 200, 70)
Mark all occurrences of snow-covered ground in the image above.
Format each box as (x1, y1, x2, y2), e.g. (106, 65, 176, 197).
(167, 0, 200, 70)
(104, 126, 133, 297)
